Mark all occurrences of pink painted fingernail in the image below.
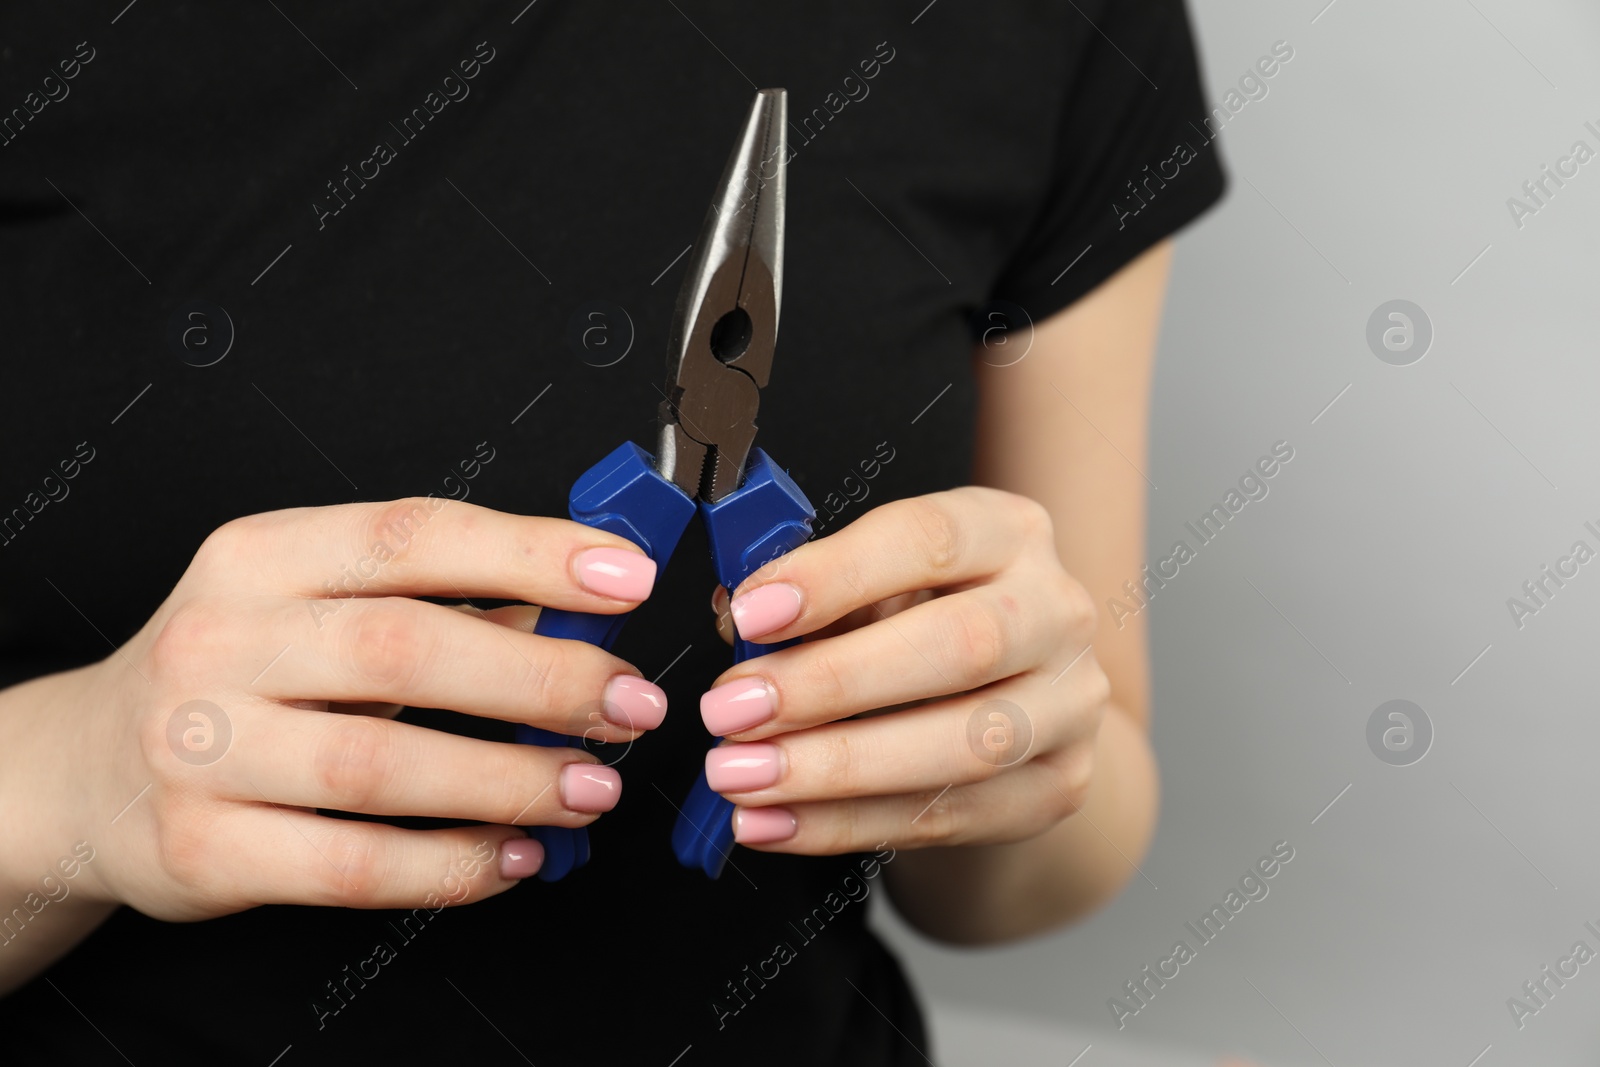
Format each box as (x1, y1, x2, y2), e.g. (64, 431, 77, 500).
(700, 677, 775, 736)
(733, 807, 797, 845)
(705, 743, 783, 792)
(561, 763, 622, 813)
(499, 836, 544, 880)
(575, 548, 656, 601)
(601, 675, 668, 730)
(729, 583, 802, 640)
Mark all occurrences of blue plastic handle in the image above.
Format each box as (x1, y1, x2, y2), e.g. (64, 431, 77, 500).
(672, 449, 816, 879)
(517, 442, 696, 881)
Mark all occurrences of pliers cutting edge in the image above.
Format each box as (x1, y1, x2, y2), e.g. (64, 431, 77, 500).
(517, 89, 814, 881)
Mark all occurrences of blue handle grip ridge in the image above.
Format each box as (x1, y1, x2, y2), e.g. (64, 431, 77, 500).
(672, 449, 816, 879)
(519, 442, 696, 881)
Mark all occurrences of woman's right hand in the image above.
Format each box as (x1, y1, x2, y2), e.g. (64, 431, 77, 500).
(3, 498, 666, 929)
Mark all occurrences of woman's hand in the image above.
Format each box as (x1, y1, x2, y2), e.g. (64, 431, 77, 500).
(700, 486, 1109, 853)
(3, 498, 669, 934)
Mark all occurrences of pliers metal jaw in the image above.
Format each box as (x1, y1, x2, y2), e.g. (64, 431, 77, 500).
(516, 89, 815, 881)
(659, 86, 786, 506)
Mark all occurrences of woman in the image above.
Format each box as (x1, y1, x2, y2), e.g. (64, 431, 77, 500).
(0, 2, 1223, 1062)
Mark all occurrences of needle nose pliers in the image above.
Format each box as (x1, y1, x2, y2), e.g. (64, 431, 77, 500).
(518, 88, 814, 881)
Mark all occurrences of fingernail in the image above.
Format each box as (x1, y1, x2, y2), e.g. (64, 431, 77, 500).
(575, 547, 656, 601)
(561, 763, 622, 813)
(700, 677, 775, 736)
(729, 583, 802, 640)
(733, 806, 797, 845)
(705, 743, 783, 793)
(601, 675, 668, 730)
(499, 835, 544, 880)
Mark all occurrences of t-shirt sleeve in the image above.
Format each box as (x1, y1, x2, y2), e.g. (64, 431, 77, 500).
(988, 0, 1226, 322)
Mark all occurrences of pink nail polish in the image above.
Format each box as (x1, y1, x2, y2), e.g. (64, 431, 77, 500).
(701, 677, 775, 736)
(734, 807, 797, 845)
(499, 836, 544, 880)
(602, 675, 668, 730)
(705, 743, 783, 792)
(575, 547, 656, 601)
(561, 763, 622, 813)
(729, 583, 802, 640)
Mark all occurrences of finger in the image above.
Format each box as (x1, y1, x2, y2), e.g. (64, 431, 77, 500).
(700, 580, 1072, 737)
(203, 498, 657, 611)
(710, 584, 921, 647)
(218, 810, 544, 907)
(704, 672, 1100, 803)
(219, 705, 622, 825)
(723, 488, 1041, 642)
(321, 604, 543, 717)
(260, 596, 669, 736)
(730, 745, 1090, 853)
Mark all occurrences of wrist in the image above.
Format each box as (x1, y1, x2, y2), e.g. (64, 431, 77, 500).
(0, 665, 116, 908)
(0, 665, 126, 991)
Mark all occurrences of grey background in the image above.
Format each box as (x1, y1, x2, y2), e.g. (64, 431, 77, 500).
(871, 0, 1600, 1064)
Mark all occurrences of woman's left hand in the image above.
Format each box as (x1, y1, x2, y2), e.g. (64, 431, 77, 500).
(701, 486, 1112, 852)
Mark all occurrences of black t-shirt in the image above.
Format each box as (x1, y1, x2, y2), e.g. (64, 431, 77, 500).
(0, 3, 1223, 1064)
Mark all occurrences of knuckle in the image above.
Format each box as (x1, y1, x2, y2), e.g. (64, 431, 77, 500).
(797, 647, 854, 719)
(364, 497, 438, 571)
(1056, 575, 1098, 638)
(136, 706, 172, 771)
(524, 639, 579, 720)
(154, 808, 214, 889)
(147, 600, 227, 680)
(318, 826, 382, 905)
(836, 802, 866, 854)
(1008, 491, 1054, 542)
(138, 706, 202, 784)
(902, 496, 965, 579)
(947, 599, 1010, 686)
(340, 600, 428, 691)
(191, 516, 257, 578)
(959, 726, 1009, 783)
(907, 786, 965, 846)
(1080, 661, 1113, 710)
(481, 747, 561, 825)
(314, 715, 398, 812)
(833, 550, 872, 618)
(809, 731, 861, 795)
(1052, 747, 1097, 820)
